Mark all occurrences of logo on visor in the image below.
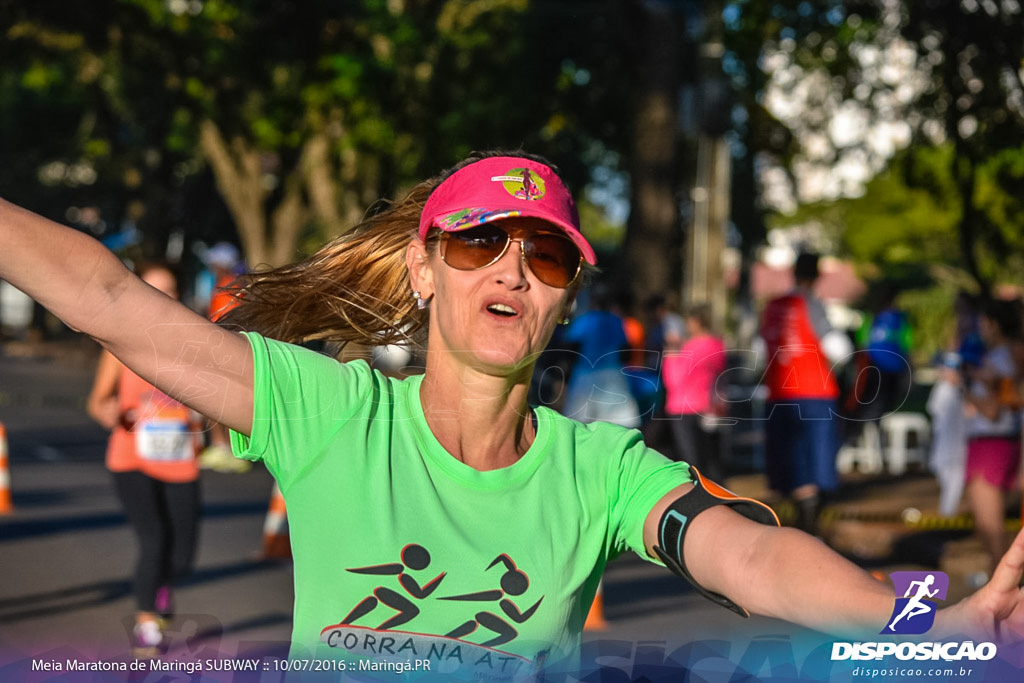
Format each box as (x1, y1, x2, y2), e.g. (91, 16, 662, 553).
(882, 571, 949, 635)
(491, 168, 545, 201)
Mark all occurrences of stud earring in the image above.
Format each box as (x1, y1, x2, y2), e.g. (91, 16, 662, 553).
(413, 290, 429, 310)
(558, 316, 570, 326)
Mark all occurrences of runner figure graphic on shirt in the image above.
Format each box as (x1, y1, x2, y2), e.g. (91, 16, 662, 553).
(887, 574, 939, 632)
(342, 544, 446, 630)
(441, 554, 544, 647)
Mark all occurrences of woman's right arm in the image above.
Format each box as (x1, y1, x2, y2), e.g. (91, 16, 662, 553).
(0, 199, 255, 435)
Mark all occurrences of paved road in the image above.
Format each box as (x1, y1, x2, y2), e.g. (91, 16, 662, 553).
(1, 339, 1019, 682)
(0, 341, 296, 669)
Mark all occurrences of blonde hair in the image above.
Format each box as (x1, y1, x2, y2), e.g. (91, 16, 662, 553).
(218, 150, 594, 349)
(217, 180, 433, 348)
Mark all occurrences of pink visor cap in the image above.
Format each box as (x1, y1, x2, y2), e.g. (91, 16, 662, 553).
(417, 156, 597, 265)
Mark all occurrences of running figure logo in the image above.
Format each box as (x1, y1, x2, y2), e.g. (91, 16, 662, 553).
(882, 571, 949, 635)
(492, 168, 546, 201)
(441, 554, 544, 647)
(341, 544, 446, 630)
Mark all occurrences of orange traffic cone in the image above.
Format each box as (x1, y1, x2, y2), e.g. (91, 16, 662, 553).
(584, 580, 608, 630)
(0, 423, 12, 514)
(261, 483, 291, 560)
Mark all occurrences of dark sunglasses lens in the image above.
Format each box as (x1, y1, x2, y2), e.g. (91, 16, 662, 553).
(442, 225, 509, 270)
(524, 234, 581, 288)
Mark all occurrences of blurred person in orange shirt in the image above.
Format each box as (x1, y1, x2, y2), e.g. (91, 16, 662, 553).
(87, 263, 202, 657)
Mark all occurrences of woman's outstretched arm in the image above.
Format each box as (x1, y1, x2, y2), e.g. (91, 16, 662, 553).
(645, 483, 1024, 641)
(644, 484, 894, 636)
(0, 199, 254, 435)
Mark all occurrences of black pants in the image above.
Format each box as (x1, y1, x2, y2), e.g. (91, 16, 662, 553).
(113, 470, 201, 613)
(842, 366, 912, 445)
(667, 413, 724, 483)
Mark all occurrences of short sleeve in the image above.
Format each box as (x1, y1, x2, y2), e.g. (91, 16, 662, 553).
(603, 427, 693, 560)
(229, 333, 375, 489)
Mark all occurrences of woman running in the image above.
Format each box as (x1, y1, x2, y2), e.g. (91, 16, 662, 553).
(3, 151, 1023, 677)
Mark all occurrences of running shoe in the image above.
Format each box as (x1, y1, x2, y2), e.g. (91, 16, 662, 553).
(132, 619, 164, 658)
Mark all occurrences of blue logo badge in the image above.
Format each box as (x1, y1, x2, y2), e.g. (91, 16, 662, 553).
(881, 571, 949, 635)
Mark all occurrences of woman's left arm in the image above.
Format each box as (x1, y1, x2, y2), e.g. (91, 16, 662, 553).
(644, 487, 1024, 639)
(643, 485, 893, 635)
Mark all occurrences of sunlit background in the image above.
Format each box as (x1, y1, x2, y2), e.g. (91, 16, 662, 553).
(1, 0, 1022, 362)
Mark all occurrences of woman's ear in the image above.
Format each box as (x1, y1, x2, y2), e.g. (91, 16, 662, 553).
(405, 239, 434, 299)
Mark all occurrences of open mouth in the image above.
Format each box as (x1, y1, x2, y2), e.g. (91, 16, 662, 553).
(486, 303, 518, 317)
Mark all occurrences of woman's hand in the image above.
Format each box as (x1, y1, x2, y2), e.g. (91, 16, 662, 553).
(937, 528, 1024, 642)
(87, 350, 123, 430)
(90, 398, 122, 431)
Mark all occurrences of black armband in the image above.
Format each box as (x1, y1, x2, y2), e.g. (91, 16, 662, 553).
(653, 467, 780, 617)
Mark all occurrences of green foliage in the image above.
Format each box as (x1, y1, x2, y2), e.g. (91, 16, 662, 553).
(728, 0, 1024, 310)
(2, 0, 643, 262)
(20, 61, 64, 90)
(770, 139, 1024, 360)
(977, 145, 1024, 254)
(894, 280, 965, 365)
(6, 0, 1022, 302)
(842, 151, 960, 267)
(0, 2, 734, 294)
(577, 200, 625, 253)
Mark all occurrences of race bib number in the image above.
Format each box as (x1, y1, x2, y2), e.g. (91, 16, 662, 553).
(136, 418, 192, 462)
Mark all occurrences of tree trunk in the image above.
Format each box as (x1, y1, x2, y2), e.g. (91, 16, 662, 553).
(620, 1, 683, 306)
(201, 120, 352, 269)
(198, 120, 274, 267)
(303, 131, 343, 236)
(269, 166, 309, 267)
(953, 142, 990, 299)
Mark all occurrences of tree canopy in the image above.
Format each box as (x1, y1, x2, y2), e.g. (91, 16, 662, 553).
(4, 0, 1023, 335)
(748, 1, 1024, 293)
(1, 0, 637, 268)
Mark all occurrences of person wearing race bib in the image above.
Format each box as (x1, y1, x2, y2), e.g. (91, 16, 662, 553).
(86, 263, 202, 658)
(5, 150, 1024, 678)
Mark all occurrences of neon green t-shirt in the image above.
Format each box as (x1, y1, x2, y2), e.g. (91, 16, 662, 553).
(231, 333, 691, 678)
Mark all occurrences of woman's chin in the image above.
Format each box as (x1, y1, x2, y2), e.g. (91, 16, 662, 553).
(463, 347, 538, 379)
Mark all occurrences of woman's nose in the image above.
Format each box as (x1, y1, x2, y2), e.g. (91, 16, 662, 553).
(492, 238, 529, 287)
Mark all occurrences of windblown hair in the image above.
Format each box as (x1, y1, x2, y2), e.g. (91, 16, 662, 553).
(216, 179, 433, 348)
(217, 149, 592, 349)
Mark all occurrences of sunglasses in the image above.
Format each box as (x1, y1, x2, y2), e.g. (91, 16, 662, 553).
(438, 223, 583, 289)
